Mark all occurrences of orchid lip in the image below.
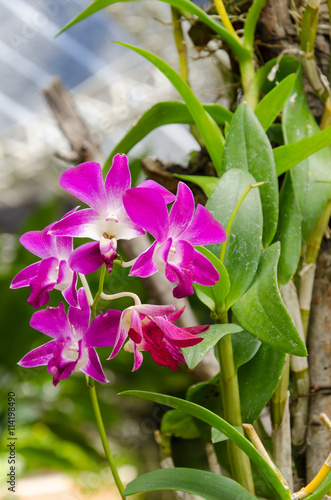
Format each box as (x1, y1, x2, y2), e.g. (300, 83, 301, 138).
(105, 213, 119, 223)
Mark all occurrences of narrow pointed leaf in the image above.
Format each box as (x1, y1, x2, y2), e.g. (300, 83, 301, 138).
(173, 174, 219, 198)
(254, 55, 299, 95)
(206, 169, 263, 308)
(221, 102, 278, 246)
(161, 410, 200, 439)
(254, 73, 296, 131)
(273, 172, 301, 285)
(58, 0, 251, 60)
(232, 243, 307, 356)
(120, 390, 291, 499)
(107, 102, 232, 168)
(182, 323, 242, 370)
(193, 245, 230, 313)
(123, 468, 257, 499)
(244, 0, 267, 50)
(282, 70, 331, 239)
(116, 42, 225, 175)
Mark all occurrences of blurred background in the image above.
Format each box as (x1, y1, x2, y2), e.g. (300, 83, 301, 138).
(0, 1, 223, 499)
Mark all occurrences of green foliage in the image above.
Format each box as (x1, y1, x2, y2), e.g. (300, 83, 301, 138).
(173, 174, 219, 198)
(161, 410, 200, 440)
(282, 70, 331, 240)
(221, 102, 278, 247)
(206, 169, 263, 309)
(182, 324, 242, 370)
(123, 467, 257, 499)
(273, 172, 301, 286)
(232, 243, 307, 356)
(121, 390, 291, 499)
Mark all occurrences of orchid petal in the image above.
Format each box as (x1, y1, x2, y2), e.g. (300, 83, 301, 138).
(30, 302, 70, 339)
(180, 204, 227, 246)
(191, 249, 220, 286)
(166, 261, 194, 298)
(133, 304, 175, 317)
(169, 182, 195, 239)
(20, 226, 55, 259)
(50, 209, 103, 240)
(85, 309, 121, 347)
(105, 154, 131, 209)
(18, 340, 58, 367)
(10, 261, 40, 289)
(62, 271, 78, 307)
(129, 241, 158, 278)
(47, 353, 76, 386)
(27, 256, 59, 308)
(132, 345, 143, 372)
(69, 241, 104, 274)
(128, 310, 143, 343)
(108, 311, 129, 360)
(68, 288, 90, 336)
(138, 179, 176, 204)
(80, 348, 108, 383)
(54, 234, 74, 259)
(60, 162, 108, 214)
(167, 306, 186, 323)
(123, 187, 169, 241)
(153, 316, 203, 347)
(99, 237, 118, 273)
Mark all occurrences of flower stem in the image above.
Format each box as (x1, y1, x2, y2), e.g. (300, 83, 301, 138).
(87, 377, 126, 499)
(91, 264, 107, 320)
(100, 291, 141, 305)
(216, 313, 255, 493)
(213, 0, 241, 41)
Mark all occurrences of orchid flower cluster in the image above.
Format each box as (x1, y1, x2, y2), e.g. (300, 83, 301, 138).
(11, 154, 226, 386)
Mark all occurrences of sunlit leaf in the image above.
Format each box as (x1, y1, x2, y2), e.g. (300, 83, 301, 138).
(123, 467, 257, 499)
(221, 102, 278, 247)
(173, 174, 219, 198)
(206, 169, 263, 308)
(232, 243, 307, 356)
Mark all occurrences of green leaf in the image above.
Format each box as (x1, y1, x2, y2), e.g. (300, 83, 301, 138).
(115, 42, 225, 175)
(282, 70, 331, 240)
(206, 169, 263, 308)
(182, 323, 242, 370)
(221, 102, 278, 247)
(255, 74, 296, 132)
(193, 246, 230, 313)
(120, 390, 291, 500)
(123, 467, 257, 499)
(58, 0, 251, 61)
(273, 172, 301, 286)
(173, 174, 219, 198)
(274, 126, 331, 176)
(161, 410, 200, 439)
(254, 55, 300, 95)
(107, 101, 233, 169)
(238, 342, 286, 422)
(211, 425, 241, 444)
(244, 0, 268, 51)
(231, 330, 261, 371)
(232, 243, 307, 356)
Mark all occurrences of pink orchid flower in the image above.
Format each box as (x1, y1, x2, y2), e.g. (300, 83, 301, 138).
(19, 289, 121, 386)
(49, 154, 175, 274)
(11, 218, 78, 309)
(109, 303, 207, 371)
(123, 182, 227, 298)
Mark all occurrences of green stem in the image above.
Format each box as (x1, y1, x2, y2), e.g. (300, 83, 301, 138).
(91, 264, 107, 320)
(216, 313, 255, 493)
(239, 56, 259, 109)
(87, 377, 126, 498)
(220, 181, 266, 263)
(270, 355, 290, 430)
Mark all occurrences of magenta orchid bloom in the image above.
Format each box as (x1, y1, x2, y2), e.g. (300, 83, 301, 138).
(10, 218, 78, 309)
(19, 289, 121, 386)
(50, 154, 175, 274)
(109, 304, 206, 371)
(123, 182, 227, 298)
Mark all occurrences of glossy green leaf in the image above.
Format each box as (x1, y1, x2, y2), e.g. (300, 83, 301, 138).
(58, 0, 251, 61)
(221, 102, 278, 247)
(107, 102, 233, 169)
(274, 126, 331, 176)
(173, 174, 219, 198)
(211, 425, 241, 444)
(116, 42, 225, 175)
(254, 55, 300, 95)
(182, 324, 242, 370)
(161, 410, 200, 440)
(282, 71, 331, 240)
(193, 246, 230, 313)
(206, 169, 263, 308)
(254, 74, 296, 131)
(123, 467, 257, 499)
(238, 342, 286, 422)
(120, 390, 291, 500)
(244, 0, 267, 51)
(273, 172, 301, 286)
(231, 330, 261, 371)
(232, 243, 307, 356)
